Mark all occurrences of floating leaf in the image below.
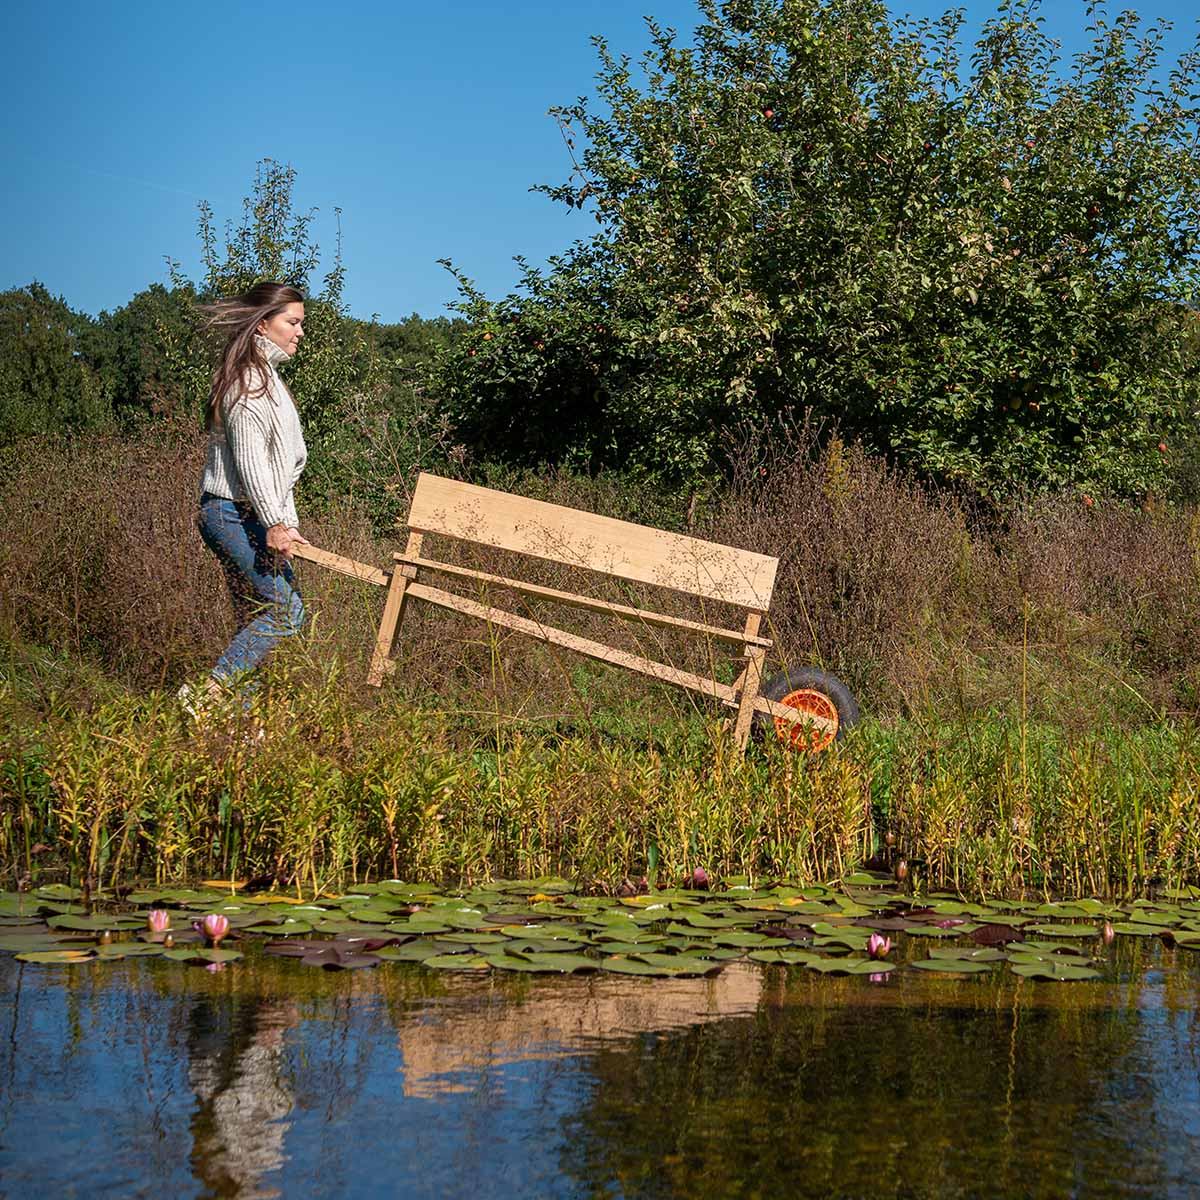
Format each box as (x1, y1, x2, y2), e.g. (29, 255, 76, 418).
(421, 954, 491, 970)
(501, 952, 597, 973)
(747, 949, 818, 965)
(47, 915, 145, 932)
(1010, 960, 1101, 981)
(162, 947, 243, 964)
(805, 957, 894, 975)
(1025, 924, 1097, 938)
(15, 949, 95, 964)
(96, 943, 165, 959)
(598, 958, 698, 977)
(911, 958, 992, 974)
(299, 948, 380, 970)
(1121, 911, 1178, 928)
(928, 947, 1007, 962)
(374, 944, 443, 962)
(714, 932, 778, 948)
(483, 953, 551, 972)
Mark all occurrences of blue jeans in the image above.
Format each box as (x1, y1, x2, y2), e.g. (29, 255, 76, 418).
(198, 493, 305, 688)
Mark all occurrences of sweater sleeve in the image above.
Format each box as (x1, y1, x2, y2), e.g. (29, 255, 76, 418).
(223, 400, 289, 529)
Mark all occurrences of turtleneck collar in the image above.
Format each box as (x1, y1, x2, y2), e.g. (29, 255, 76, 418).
(255, 333, 292, 366)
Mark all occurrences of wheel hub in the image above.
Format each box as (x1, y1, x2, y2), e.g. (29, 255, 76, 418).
(774, 688, 839, 752)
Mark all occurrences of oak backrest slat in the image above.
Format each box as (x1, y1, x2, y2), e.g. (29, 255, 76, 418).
(406, 473, 777, 610)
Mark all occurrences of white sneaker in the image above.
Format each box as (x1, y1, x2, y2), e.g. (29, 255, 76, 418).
(177, 682, 205, 720)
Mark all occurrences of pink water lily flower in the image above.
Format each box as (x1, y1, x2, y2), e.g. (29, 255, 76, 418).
(1102, 921, 1115, 945)
(867, 932, 892, 960)
(147, 909, 170, 933)
(202, 913, 230, 946)
(691, 867, 710, 890)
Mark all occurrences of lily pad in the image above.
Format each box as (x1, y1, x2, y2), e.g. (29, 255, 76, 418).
(714, 932, 778, 948)
(14, 949, 96, 964)
(1025, 924, 1097, 938)
(374, 943, 443, 962)
(1010, 960, 1101, 981)
(299, 948, 380, 970)
(928, 947, 1007, 962)
(747, 949, 818, 965)
(96, 943, 165, 959)
(420, 954, 491, 970)
(498, 952, 597, 973)
(598, 958, 697, 976)
(162, 947, 243, 964)
(911, 958, 992, 974)
(805, 957, 895, 975)
(46, 914, 146, 932)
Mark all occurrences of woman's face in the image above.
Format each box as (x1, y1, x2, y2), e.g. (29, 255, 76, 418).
(258, 302, 305, 356)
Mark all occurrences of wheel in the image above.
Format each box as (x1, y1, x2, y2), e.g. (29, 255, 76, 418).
(753, 667, 859, 752)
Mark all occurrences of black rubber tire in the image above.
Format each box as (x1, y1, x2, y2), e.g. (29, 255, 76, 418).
(753, 667, 860, 751)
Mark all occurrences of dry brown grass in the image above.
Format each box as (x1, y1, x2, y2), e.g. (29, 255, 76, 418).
(3, 422, 1200, 728)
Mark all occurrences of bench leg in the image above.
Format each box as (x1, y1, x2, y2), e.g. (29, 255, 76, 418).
(367, 533, 423, 686)
(732, 613, 765, 752)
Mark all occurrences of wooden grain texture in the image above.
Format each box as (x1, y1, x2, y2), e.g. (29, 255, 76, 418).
(732, 613, 766, 750)
(292, 543, 389, 588)
(367, 532, 423, 686)
(406, 472, 778, 610)
(395, 555, 773, 647)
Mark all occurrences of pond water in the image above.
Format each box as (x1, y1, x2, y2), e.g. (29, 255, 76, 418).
(2, 941, 1199, 1199)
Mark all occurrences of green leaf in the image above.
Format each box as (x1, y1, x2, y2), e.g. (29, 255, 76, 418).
(1010, 961, 1101, 981)
(911, 958, 992, 973)
(162, 947, 243, 964)
(15, 949, 96, 964)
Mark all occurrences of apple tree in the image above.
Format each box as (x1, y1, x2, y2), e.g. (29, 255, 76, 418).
(435, 0, 1200, 496)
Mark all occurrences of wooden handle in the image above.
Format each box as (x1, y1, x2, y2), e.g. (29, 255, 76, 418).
(292, 543, 390, 587)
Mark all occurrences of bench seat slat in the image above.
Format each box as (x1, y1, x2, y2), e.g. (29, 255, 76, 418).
(406, 473, 778, 610)
(397, 556, 773, 648)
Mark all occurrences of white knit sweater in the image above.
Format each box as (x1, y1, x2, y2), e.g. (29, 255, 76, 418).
(200, 336, 308, 529)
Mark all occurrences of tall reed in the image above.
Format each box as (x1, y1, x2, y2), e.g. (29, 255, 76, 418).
(3, 650, 1197, 897)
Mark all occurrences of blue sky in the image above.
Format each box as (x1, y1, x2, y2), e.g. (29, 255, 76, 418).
(1, 1, 1196, 322)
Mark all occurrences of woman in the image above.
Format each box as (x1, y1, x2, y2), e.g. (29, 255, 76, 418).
(183, 281, 310, 711)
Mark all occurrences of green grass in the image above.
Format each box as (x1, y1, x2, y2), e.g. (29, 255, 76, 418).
(3, 641, 1198, 899)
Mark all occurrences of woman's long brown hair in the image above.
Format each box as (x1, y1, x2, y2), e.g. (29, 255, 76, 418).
(202, 282, 305, 430)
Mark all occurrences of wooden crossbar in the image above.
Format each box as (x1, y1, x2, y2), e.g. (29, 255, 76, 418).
(407, 581, 740, 706)
(397, 555, 774, 648)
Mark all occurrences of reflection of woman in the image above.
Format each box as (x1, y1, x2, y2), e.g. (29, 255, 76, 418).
(184, 282, 310, 710)
(188, 997, 298, 1197)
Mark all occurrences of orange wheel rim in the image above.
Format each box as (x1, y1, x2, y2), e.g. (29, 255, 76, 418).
(774, 689, 839, 752)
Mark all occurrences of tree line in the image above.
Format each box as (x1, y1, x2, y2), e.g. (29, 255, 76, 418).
(0, 278, 461, 445)
(3, 0, 1200, 506)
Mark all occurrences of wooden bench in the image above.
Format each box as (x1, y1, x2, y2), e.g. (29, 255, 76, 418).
(294, 472, 835, 751)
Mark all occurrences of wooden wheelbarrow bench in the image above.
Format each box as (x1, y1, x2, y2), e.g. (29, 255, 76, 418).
(294, 472, 848, 752)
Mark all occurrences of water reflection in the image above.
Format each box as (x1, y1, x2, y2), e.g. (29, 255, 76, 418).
(188, 996, 298, 1198)
(0, 943, 1197, 1199)
(397, 963, 765, 1098)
